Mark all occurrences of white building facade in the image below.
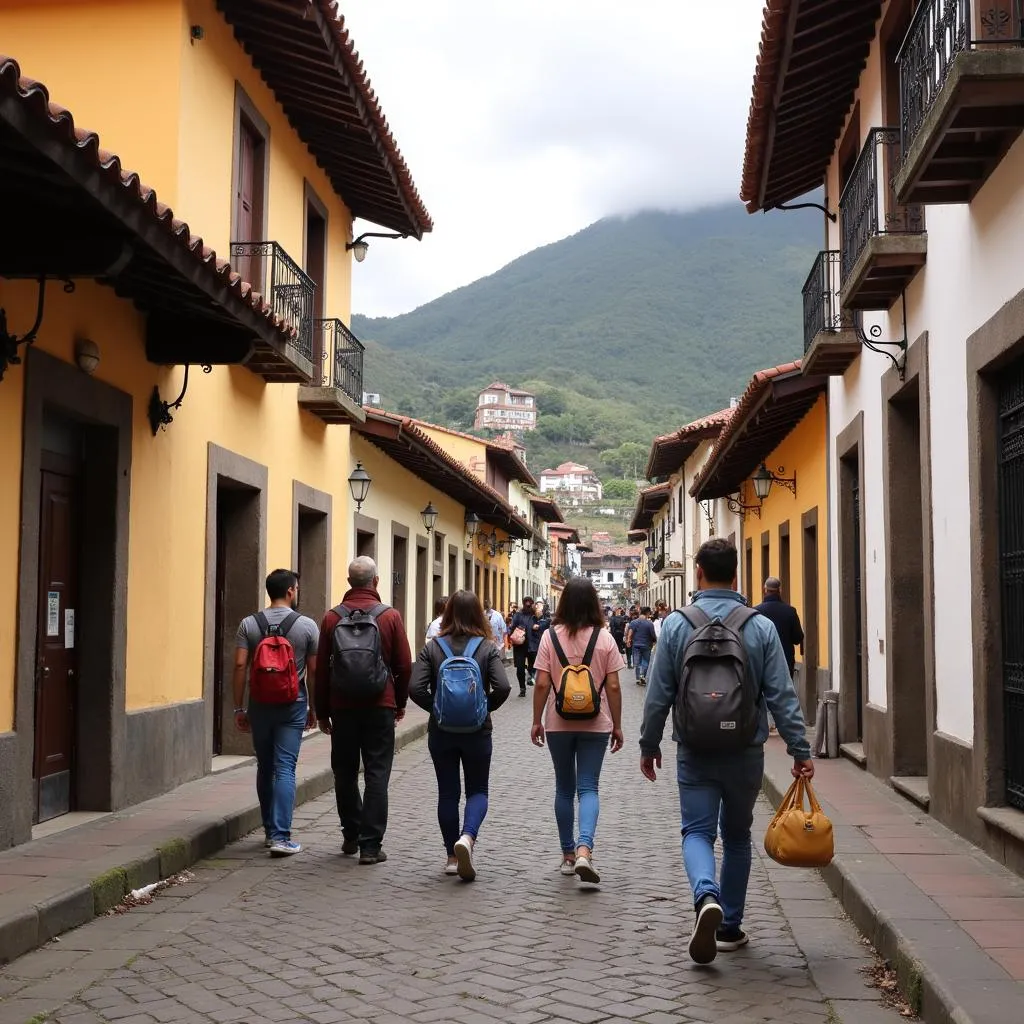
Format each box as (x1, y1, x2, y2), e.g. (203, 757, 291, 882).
(538, 462, 603, 502)
(473, 381, 537, 432)
(742, 0, 1024, 868)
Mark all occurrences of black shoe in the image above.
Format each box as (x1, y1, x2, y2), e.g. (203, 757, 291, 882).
(716, 926, 748, 951)
(341, 839, 358, 856)
(688, 895, 723, 965)
(519, 688, 526, 697)
(359, 849, 388, 865)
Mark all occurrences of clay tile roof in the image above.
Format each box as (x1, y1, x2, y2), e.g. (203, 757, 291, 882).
(628, 482, 671, 533)
(0, 56, 295, 345)
(528, 494, 564, 524)
(741, 0, 882, 213)
(407, 417, 538, 486)
(217, 0, 431, 237)
(581, 545, 643, 561)
(690, 361, 826, 500)
(646, 407, 734, 479)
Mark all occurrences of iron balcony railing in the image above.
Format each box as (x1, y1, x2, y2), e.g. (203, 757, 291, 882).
(651, 551, 666, 575)
(801, 250, 844, 353)
(229, 240, 315, 361)
(312, 319, 364, 405)
(899, 0, 1024, 154)
(840, 128, 925, 280)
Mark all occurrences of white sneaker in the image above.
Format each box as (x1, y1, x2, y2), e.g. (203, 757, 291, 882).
(454, 835, 476, 881)
(444, 858, 459, 876)
(574, 855, 600, 884)
(559, 858, 577, 876)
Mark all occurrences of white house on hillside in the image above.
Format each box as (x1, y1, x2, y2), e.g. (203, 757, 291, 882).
(473, 381, 537, 432)
(539, 461, 603, 502)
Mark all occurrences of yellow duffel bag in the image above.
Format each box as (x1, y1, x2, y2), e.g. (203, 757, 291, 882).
(764, 777, 834, 867)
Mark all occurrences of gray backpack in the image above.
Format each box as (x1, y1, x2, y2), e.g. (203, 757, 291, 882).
(673, 605, 760, 754)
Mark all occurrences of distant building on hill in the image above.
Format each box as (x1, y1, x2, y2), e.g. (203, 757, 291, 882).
(581, 545, 642, 600)
(539, 461, 603, 503)
(473, 381, 537, 432)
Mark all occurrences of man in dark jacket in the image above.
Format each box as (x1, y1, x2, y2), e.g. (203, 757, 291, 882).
(315, 556, 412, 864)
(755, 577, 804, 676)
(509, 597, 535, 697)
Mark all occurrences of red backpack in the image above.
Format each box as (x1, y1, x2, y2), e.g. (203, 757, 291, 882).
(249, 611, 301, 704)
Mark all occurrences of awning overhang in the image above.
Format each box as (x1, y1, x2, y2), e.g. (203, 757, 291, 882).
(529, 494, 564, 524)
(629, 483, 670, 533)
(645, 409, 732, 479)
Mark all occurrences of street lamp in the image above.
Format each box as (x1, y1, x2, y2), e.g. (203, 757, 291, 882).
(347, 461, 371, 513)
(752, 462, 797, 499)
(465, 511, 480, 541)
(421, 502, 438, 536)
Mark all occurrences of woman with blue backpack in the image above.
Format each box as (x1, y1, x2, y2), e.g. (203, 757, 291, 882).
(409, 590, 511, 881)
(531, 577, 625, 884)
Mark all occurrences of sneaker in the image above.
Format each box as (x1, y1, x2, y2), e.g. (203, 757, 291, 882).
(640, 676, 647, 686)
(716, 926, 749, 951)
(269, 839, 301, 857)
(559, 857, 577, 876)
(454, 835, 476, 881)
(264, 836, 273, 848)
(688, 895, 723, 965)
(359, 849, 388, 865)
(574, 855, 600, 884)
(527, 676, 535, 686)
(445, 857, 459, 876)
(341, 839, 358, 856)
(519, 688, 526, 697)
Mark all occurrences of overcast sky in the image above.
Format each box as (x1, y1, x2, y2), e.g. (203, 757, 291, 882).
(342, 1, 767, 318)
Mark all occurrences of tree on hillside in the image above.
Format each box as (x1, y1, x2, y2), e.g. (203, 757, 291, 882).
(440, 387, 478, 426)
(599, 441, 647, 478)
(602, 478, 638, 501)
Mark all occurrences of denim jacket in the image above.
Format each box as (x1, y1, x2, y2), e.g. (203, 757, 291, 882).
(638, 589, 811, 761)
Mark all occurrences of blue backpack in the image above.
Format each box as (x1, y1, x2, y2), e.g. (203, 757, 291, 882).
(432, 637, 487, 732)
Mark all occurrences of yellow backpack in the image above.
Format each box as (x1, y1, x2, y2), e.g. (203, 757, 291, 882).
(548, 627, 601, 720)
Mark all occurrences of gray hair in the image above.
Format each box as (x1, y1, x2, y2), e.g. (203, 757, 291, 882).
(765, 576, 782, 592)
(348, 556, 378, 588)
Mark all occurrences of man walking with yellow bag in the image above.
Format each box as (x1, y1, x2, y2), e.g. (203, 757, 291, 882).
(638, 538, 814, 965)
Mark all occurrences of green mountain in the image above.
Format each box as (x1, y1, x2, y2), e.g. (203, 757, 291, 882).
(354, 202, 821, 493)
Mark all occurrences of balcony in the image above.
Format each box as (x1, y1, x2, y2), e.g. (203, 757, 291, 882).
(229, 240, 315, 382)
(297, 319, 366, 424)
(896, 0, 1024, 204)
(840, 128, 927, 310)
(651, 552, 666, 575)
(801, 251, 861, 376)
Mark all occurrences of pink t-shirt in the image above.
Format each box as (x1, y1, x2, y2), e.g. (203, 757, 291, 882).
(533, 625, 626, 733)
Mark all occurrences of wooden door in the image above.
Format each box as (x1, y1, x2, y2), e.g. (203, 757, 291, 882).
(235, 123, 257, 286)
(35, 464, 80, 822)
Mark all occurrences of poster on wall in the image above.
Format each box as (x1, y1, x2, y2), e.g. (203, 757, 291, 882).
(47, 592, 60, 637)
(64, 609, 75, 650)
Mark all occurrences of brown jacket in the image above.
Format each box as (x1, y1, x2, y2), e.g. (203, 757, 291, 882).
(314, 587, 412, 718)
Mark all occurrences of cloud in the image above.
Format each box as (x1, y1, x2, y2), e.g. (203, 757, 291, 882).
(341, 0, 767, 316)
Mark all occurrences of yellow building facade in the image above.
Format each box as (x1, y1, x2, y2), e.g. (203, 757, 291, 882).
(691, 365, 830, 720)
(0, 0, 431, 845)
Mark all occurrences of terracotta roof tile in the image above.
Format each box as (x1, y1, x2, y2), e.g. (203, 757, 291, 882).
(0, 56, 295, 342)
(646, 406, 735, 478)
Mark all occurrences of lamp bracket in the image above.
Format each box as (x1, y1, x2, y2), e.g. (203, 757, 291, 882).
(853, 298, 907, 381)
(0, 276, 75, 383)
(346, 231, 408, 251)
(772, 201, 837, 223)
(726, 495, 762, 520)
(700, 499, 715, 535)
(767, 465, 797, 497)
(148, 363, 212, 435)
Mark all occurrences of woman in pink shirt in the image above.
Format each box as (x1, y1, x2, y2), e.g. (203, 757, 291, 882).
(531, 577, 625, 884)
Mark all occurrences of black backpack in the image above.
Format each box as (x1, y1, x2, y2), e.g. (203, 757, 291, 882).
(673, 605, 760, 754)
(329, 603, 390, 701)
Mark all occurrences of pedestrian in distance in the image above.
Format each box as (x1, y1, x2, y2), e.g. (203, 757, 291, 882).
(527, 599, 550, 686)
(624, 607, 638, 668)
(426, 596, 447, 642)
(484, 598, 507, 654)
(509, 596, 535, 697)
(755, 577, 804, 734)
(639, 538, 814, 965)
(315, 556, 412, 865)
(626, 607, 657, 685)
(652, 599, 669, 642)
(609, 605, 628, 658)
(232, 569, 320, 857)
(409, 591, 512, 881)
(531, 577, 625, 885)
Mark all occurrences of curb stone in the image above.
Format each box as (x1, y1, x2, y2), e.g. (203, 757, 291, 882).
(0, 719, 427, 965)
(761, 766, 995, 1024)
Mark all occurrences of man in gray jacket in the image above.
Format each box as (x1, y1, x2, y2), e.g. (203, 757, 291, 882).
(639, 538, 814, 965)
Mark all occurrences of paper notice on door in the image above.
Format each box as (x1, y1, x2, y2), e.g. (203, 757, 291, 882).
(64, 609, 75, 650)
(47, 592, 60, 636)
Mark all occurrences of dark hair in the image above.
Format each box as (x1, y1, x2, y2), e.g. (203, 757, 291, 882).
(552, 577, 605, 635)
(439, 590, 490, 639)
(433, 596, 448, 617)
(522, 595, 534, 606)
(640, 606, 652, 616)
(696, 537, 738, 585)
(266, 569, 298, 601)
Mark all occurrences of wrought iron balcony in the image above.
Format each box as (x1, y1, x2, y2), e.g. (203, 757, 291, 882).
(297, 319, 366, 424)
(651, 551, 666, 575)
(896, 0, 1024, 204)
(840, 128, 926, 311)
(800, 251, 861, 377)
(229, 240, 315, 382)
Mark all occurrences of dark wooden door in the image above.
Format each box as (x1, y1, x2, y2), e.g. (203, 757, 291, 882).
(235, 123, 257, 286)
(852, 474, 864, 741)
(213, 503, 229, 756)
(35, 464, 80, 822)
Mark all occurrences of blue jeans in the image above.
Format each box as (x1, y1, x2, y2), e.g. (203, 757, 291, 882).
(428, 728, 493, 855)
(249, 697, 307, 842)
(677, 747, 764, 929)
(634, 646, 652, 678)
(546, 731, 609, 852)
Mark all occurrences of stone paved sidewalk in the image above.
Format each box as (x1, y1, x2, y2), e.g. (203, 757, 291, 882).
(0, 710, 429, 964)
(762, 739, 1024, 1024)
(0, 672, 901, 1024)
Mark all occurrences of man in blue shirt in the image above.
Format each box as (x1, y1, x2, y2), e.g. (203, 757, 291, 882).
(639, 538, 813, 965)
(625, 608, 657, 685)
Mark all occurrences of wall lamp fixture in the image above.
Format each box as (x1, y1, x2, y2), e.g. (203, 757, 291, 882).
(346, 231, 409, 263)
(348, 461, 372, 513)
(421, 502, 438, 536)
(751, 462, 797, 500)
(726, 493, 762, 520)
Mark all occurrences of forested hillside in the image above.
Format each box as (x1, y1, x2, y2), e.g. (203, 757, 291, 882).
(354, 202, 821, 488)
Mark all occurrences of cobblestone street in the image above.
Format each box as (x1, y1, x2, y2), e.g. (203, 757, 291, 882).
(0, 672, 900, 1024)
